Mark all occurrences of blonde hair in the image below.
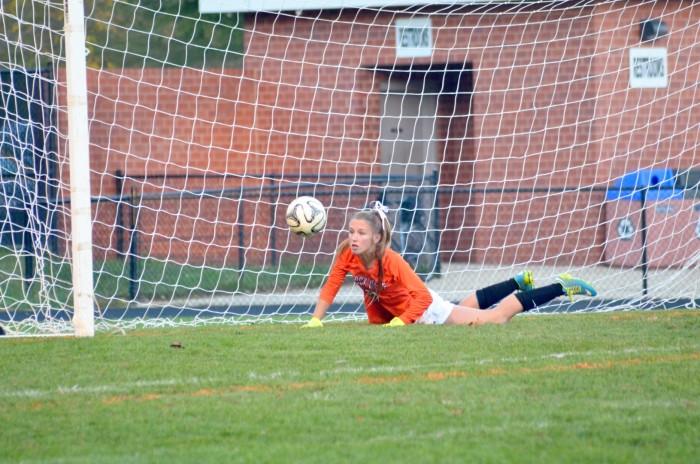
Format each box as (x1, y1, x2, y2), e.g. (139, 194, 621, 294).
(336, 208, 393, 295)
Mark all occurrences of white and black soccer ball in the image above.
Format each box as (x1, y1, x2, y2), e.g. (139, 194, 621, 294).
(286, 196, 327, 237)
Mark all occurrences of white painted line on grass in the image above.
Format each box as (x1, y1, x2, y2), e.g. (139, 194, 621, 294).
(0, 376, 219, 399)
(316, 344, 699, 377)
(1, 344, 697, 400)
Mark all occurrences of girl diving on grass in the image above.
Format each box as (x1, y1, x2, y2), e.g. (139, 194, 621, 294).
(302, 202, 597, 327)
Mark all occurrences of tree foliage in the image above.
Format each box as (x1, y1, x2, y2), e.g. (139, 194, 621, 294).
(0, 0, 243, 69)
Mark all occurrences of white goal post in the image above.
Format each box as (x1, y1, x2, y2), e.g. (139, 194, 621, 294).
(64, 0, 95, 337)
(0, 0, 698, 336)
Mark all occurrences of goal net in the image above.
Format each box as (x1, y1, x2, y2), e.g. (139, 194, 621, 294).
(1, 0, 698, 336)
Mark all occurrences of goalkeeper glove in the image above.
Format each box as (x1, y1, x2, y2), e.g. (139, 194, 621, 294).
(301, 316, 323, 328)
(384, 317, 406, 327)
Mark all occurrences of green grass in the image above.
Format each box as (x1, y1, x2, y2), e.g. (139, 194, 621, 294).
(94, 257, 330, 304)
(0, 247, 329, 310)
(1, 311, 699, 463)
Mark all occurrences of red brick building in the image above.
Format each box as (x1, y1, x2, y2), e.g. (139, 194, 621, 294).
(82, 1, 699, 267)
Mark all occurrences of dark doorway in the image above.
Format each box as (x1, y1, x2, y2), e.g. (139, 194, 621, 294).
(374, 63, 474, 279)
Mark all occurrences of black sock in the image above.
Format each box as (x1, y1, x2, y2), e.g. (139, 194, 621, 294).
(514, 284, 565, 312)
(475, 279, 519, 309)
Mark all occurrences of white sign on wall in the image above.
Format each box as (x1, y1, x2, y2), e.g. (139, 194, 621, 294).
(629, 47, 668, 88)
(617, 218, 636, 240)
(395, 18, 433, 58)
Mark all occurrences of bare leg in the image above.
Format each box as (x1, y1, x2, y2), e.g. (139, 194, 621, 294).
(446, 294, 524, 326)
(458, 293, 479, 308)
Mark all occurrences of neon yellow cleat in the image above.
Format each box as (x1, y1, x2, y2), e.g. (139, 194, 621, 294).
(556, 273, 597, 302)
(514, 270, 535, 291)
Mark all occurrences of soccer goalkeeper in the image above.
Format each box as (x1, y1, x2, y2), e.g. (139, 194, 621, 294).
(302, 201, 597, 327)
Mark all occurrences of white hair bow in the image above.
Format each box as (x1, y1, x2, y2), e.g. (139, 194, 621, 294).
(368, 201, 389, 225)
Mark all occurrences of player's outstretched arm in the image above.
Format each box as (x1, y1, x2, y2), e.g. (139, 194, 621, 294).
(301, 298, 332, 328)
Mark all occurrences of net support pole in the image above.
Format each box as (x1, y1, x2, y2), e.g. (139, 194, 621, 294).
(65, 0, 95, 337)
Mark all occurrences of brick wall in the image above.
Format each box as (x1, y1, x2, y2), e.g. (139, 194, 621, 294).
(55, 1, 698, 267)
(241, 2, 699, 266)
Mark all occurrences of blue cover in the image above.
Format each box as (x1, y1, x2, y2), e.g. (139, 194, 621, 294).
(606, 168, 683, 201)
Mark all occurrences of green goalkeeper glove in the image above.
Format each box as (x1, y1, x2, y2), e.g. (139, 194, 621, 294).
(384, 317, 406, 327)
(301, 316, 323, 328)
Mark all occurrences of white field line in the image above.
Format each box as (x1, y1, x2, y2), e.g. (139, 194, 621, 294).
(0, 377, 219, 399)
(1, 344, 697, 400)
(316, 344, 700, 377)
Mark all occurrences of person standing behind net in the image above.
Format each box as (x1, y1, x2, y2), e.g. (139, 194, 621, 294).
(302, 202, 597, 327)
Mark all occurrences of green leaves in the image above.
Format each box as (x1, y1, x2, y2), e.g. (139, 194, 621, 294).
(0, 1, 244, 70)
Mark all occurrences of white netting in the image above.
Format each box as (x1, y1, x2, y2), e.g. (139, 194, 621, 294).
(0, 0, 699, 335)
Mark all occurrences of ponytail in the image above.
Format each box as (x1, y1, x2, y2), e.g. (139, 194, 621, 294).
(369, 202, 392, 295)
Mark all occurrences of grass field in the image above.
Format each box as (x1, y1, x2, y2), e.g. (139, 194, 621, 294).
(0, 246, 329, 310)
(1, 310, 699, 463)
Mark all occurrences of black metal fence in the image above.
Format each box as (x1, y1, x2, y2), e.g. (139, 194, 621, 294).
(95, 169, 700, 303)
(107, 172, 443, 299)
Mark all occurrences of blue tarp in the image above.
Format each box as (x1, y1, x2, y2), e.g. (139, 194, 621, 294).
(606, 168, 683, 201)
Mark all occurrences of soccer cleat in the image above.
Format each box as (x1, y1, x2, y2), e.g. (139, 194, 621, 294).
(514, 270, 535, 292)
(556, 273, 597, 302)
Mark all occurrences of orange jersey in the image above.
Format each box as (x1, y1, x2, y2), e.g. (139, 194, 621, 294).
(319, 246, 433, 324)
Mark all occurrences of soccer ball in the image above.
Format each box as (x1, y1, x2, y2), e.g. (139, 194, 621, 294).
(286, 196, 327, 237)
